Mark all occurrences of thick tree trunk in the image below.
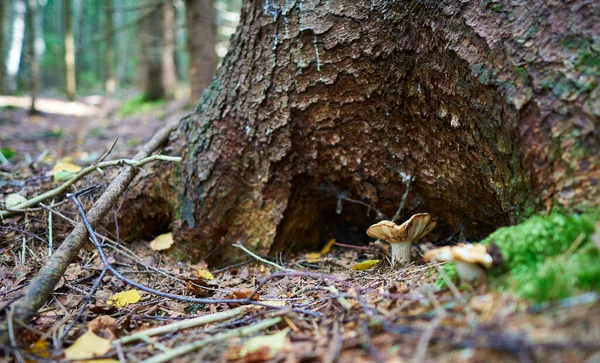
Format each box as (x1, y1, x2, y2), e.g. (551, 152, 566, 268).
(63, 0, 76, 100)
(185, 0, 217, 102)
(131, 0, 600, 264)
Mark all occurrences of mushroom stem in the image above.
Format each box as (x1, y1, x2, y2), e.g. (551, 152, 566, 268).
(454, 261, 485, 281)
(390, 242, 411, 266)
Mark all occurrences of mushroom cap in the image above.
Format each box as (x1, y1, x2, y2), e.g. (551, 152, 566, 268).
(366, 213, 437, 243)
(424, 243, 493, 269)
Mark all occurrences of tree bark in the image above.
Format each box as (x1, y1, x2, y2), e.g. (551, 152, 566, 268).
(131, 0, 600, 264)
(63, 0, 76, 100)
(185, 0, 217, 102)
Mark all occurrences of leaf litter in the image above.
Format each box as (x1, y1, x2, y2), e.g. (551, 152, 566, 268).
(1, 99, 599, 362)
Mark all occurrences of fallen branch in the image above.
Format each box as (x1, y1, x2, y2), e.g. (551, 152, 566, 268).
(0, 121, 178, 346)
(1, 154, 181, 218)
(141, 317, 282, 363)
(116, 305, 251, 345)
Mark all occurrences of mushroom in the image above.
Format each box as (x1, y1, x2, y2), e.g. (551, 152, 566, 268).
(367, 213, 437, 267)
(424, 243, 493, 281)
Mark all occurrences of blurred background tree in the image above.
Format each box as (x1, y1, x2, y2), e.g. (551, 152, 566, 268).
(0, 0, 242, 103)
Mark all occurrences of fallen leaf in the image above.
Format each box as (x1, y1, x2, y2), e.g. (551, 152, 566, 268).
(5, 193, 27, 209)
(195, 269, 214, 280)
(226, 328, 289, 361)
(227, 289, 259, 300)
(351, 260, 380, 271)
(149, 232, 174, 251)
(28, 338, 50, 360)
(320, 239, 336, 255)
(51, 158, 82, 182)
(106, 289, 141, 308)
(64, 330, 114, 360)
(304, 252, 321, 263)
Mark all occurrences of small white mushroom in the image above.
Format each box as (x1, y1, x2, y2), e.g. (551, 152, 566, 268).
(424, 243, 493, 281)
(367, 213, 437, 267)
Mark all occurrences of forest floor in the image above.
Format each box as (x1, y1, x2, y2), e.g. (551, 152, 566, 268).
(1, 94, 600, 362)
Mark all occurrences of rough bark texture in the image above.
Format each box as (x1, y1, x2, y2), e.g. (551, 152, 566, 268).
(137, 0, 600, 264)
(185, 0, 217, 102)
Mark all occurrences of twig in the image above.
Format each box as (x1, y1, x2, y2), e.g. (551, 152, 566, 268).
(141, 317, 282, 363)
(412, 289, 446, 362)
(0, 154, 181, 218)
(58, 268, 108, 344)
(1, 122, 178, 346)
(116, 306, 251, 344)
(232, 243, 296, 272)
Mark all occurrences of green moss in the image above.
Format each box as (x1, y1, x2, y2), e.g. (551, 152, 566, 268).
(434, 212, 600, 303)
(118, 93, 166, 117)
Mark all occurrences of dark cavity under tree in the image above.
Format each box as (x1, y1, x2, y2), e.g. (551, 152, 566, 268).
(125, 0, 600, 263)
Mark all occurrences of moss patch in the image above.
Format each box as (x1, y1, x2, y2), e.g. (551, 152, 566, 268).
(118, 94, 166, 117)
(435, 212, 600, 303)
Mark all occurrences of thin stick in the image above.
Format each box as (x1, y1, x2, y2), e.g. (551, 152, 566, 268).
(58, 268, 108, 344)
(232, 242, 296, 272)
(116, 306, 251, 344)
(47, 201, 53, 256)
(0, 154, 181, 217)
(141, 317, 282, 363)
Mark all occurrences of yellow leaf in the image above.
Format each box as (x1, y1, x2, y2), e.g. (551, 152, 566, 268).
(195, 269, 214, 280)
(107, 289, 141, 308)
(51, 158, 82, 182)
(351, 260, 380, 271)
(304, 252, 321, 263)
(230, 328, 289, 360)
(28, 338, 50, 359)
(320, 239, 336, 255)
(149, 232, 174, 251)
(64, 331, 112, 360)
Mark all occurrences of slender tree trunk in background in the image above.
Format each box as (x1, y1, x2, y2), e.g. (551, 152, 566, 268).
(162, 1, 176, 99)
(124, 0, 600, 264)
(6, 0, 26, 94)
(138, 3, 176, 101)
(63, 0, 75, 100)
(25, 0, 38, 113)
(0, 0, 6, 93)
(185, 0, 216, 103)
(104, 0, 116, 95)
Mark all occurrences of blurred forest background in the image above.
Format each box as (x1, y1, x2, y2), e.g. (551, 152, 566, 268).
(0, 0, 241, 110)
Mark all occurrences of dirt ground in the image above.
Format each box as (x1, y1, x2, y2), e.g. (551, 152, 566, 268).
(1, 95, 599, 362)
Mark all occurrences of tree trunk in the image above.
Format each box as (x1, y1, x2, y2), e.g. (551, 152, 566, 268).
(25, 0, 38, 113)
(63, 0, 76, 100)
(0, 0, 6, 93)
(104, 0, 116, 95)
(6, 0, 26, 94)
(185, 0, 217, 102)
(129, 0, 600, 264)
(138, 2, 176, 101)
